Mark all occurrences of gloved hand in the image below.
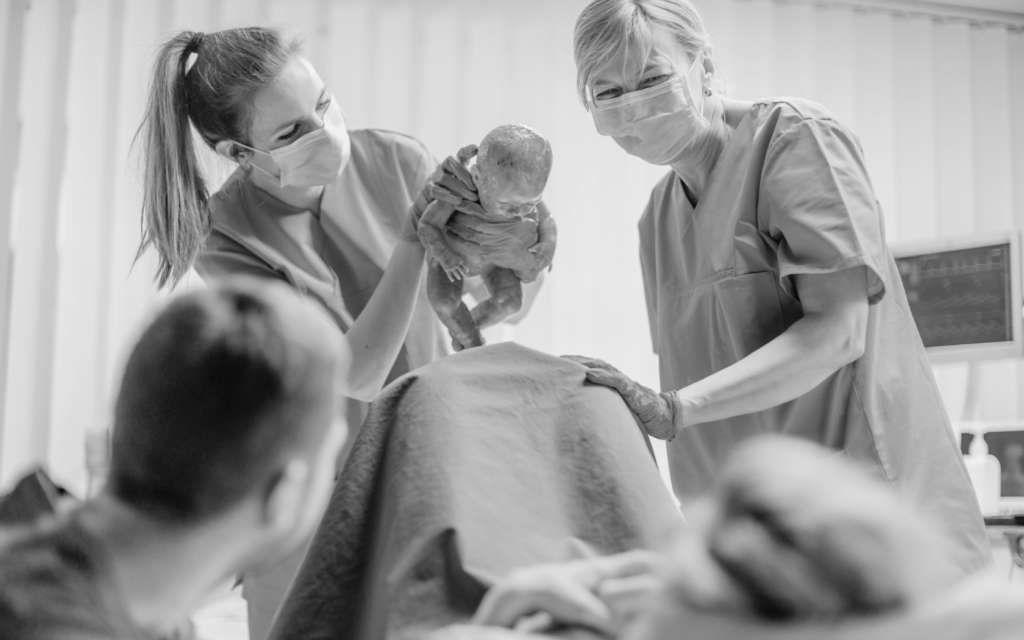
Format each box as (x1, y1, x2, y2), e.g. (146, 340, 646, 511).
(564, 356, 679, 441)
(403, 145, 486, 243)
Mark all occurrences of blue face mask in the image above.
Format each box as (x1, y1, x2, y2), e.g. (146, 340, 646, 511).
(235, 100, 351, 188)
(590, 53, 709, 165)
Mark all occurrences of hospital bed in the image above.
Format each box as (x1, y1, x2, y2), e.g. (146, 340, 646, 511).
(265, 343, 1024, 640)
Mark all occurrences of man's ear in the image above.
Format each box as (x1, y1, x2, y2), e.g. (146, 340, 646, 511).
(261, 459, 309, 533)
(215, 140, 250, 164)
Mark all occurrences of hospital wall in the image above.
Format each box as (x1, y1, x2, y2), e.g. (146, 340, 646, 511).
(0, 0, 1022, 494)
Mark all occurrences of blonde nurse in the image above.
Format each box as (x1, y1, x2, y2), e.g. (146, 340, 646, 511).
(134, 27, 509, 639)
(566, 0, 990, 576)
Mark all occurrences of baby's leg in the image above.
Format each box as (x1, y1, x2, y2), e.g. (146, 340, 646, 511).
(471, 267, 523, 330)
(427, 261, 483, 351)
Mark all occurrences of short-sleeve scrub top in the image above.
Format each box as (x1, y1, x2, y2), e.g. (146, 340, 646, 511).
(639, 98, 990, 575)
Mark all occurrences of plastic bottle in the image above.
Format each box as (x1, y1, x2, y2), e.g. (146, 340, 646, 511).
(965, 432, 1001, 516)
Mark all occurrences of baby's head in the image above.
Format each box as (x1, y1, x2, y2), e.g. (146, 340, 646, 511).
(471, 124, 553, 218)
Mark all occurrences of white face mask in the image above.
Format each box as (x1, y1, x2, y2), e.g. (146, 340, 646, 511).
(590, 53, 709, 165)
(237, 100, 351, 188)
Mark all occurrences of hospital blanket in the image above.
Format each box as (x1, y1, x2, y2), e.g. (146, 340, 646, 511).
(267, 343, 683, 640)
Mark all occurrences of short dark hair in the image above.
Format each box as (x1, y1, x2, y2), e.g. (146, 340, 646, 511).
(108, 278, 337, 522)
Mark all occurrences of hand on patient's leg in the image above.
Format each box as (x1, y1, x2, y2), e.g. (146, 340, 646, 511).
(470, 268, 524, 331)
(427, 262, 483, 351)
(563, 356, 678, 441)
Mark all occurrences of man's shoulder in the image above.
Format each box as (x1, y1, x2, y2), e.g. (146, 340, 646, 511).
(0, 517, 139, 640)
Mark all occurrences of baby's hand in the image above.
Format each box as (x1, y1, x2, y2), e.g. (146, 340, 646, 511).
(436, 249, 469, 281)
(528, 240, 556, 273)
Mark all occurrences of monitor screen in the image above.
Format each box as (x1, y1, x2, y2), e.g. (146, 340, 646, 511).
(896, 243, 1014, 348)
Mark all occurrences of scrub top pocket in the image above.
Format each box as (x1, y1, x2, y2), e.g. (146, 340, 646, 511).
(656, 270, 788, 388)
(711, 271, 788, 370)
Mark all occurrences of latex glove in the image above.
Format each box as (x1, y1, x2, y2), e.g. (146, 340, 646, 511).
(472, 551, 658, 637)
(403, 145, 486, 242)
(563, 356, 679, 441)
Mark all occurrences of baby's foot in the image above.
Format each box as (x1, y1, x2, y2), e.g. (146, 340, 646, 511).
(450, 331, 485, 352)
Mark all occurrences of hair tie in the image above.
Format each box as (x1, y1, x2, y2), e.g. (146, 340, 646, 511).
(183, 31, 204, 74)
(187, 31, 204, 53)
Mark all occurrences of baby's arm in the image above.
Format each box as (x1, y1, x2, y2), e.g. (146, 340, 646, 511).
(418, 200, 469, 280)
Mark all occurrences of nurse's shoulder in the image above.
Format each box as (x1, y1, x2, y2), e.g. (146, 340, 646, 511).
(748, 97, 859, 149)
(347, 128, 437, 201)
(207, 169, 249, 222)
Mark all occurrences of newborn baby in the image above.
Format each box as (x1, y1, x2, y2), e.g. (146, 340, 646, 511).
(418, 124, 556, 351)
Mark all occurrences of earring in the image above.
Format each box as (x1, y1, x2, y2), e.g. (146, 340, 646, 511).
(704, 87, 712, 97)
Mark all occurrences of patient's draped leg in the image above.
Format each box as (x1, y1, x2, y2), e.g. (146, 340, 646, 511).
(267, 343, 683, 640)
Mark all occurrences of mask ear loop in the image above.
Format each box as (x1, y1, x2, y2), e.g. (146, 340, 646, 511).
(699, 52, 711, 124)
(699, 56, 708, 124)
(683, 51, 710, 129)
(705, 53, 733, 144)
(695, 47, 726, 128)
(229, 141, 257, 174)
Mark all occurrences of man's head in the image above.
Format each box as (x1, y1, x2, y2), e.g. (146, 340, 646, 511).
(107, 277, 346, 562)
(471, 124, 553, 219)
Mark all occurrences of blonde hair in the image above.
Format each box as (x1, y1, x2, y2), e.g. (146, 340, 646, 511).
(573, 0, 710, 110)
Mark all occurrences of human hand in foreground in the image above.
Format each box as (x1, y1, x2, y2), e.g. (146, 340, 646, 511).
(472, 551, 661, 637)
(404, 145, 486, 242)
(563, 356, 678, 441)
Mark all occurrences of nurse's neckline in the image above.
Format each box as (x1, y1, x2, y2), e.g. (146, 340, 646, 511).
(245, 169, 327, 217)
(676, 99, 754, 208)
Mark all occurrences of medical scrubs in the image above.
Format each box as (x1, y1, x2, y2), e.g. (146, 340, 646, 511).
(197, 129, 448, 639)
(199, 128, 447, 372)
(639, 98, 990, 574)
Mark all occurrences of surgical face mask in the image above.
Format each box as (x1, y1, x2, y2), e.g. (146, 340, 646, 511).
(237, 100, 351, 188)
(590, 53, 709, 166)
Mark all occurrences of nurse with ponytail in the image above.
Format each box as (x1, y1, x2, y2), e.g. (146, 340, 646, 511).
(135, 27, 475, 638)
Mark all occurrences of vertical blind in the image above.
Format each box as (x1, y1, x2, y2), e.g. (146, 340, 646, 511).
(0, 0, 1022, 493)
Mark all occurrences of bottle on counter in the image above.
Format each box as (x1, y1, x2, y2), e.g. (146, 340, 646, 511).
(965, 432, 1002, 516)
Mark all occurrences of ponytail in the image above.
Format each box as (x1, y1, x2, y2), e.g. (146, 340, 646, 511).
(135, 27, 302, 289)
(136, 31, 209, 289)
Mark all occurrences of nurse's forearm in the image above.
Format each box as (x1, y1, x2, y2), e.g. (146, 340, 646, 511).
(341, 240, 426, 402)
(675, 311, 864, 429)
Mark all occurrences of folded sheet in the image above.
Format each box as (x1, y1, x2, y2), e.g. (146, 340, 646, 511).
(267, 343, 683, 640)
